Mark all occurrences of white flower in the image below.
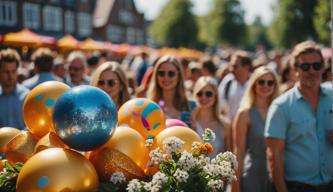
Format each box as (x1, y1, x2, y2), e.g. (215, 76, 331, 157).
(151, 171, 168, 185)
(191, 141, 201, 150)
(127, 179, 142, 192)
(145, 138, 154, 148)
(178, 151, 198, 171)
(149, 147, 164, 165)
(173, 169, 189, 183)
(197, 154, 210, 166)
(202, 128, 216, 143)
(163, 136, 184, 155)
(110, 172, 126, 184)
(214, 151, 238, 170)
(143, 182, 152, 191)
(207, 179, 224, 192)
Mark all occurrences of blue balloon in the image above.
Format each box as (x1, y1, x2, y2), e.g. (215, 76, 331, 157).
(53, 85, 117, 151)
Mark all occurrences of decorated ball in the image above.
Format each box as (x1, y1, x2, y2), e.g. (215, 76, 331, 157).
(23, 81, 70, 139)
(53, 85, 117, 151)
(0, 127, 21, 153)
(16, 148, 99, 192)
(118, 98, 166, 139)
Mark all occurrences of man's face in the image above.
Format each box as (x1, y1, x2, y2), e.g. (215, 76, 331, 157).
(296, 52, 323, 88)
(230, 56, 249, 80)
(68, 59, 84, 82)
(0, 62, 17, 88)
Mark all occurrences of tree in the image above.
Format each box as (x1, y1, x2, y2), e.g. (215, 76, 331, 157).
(268, 0, 318, 48)
(149, 0, 198, 48)
(208, 0, 247, 46)
(246, 16, 272, 51)
(313, 0, 330, 45)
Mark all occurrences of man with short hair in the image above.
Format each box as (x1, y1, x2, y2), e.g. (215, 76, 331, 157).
(265, 41, 333, 192)
(22, 47, 62, 89)
(218, 50, 252, 120)
(66, 51, 90, 87)
(0, 49, 30, 129)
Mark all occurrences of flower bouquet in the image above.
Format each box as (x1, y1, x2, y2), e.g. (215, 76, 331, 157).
(104, 128, 238, 192)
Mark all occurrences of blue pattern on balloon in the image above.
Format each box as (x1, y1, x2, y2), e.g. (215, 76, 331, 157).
(37, 176, 49, 188)
(35, 94, 43, 101)
(45, 98, 55, 107)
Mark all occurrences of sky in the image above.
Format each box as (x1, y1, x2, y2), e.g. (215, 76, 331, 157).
(134, 0, 276, 25)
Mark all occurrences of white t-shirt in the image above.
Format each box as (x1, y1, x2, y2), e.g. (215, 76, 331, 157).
(218, 73, 248, 120)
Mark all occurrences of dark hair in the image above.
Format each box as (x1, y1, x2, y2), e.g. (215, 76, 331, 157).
(233, 50, 253, 71)
(31, 48, 54, 72)
(0, 48, 21, 69)
(201, 58, 217, 75)
(290, 41, 323, 68)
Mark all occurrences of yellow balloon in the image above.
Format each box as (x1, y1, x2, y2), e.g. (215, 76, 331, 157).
(89, 148, 145, 181)
(155, 126, 202, 152)
(89, 126, 148, 181)
(16, 148, 99, 192)
(34, 132, 67, 154)
(5, 131, 37, 164)
(0, 127, 21, 153)
(23, 81, 70, 139)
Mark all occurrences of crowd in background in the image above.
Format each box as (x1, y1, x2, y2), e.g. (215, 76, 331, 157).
(0, 40, 332, 192)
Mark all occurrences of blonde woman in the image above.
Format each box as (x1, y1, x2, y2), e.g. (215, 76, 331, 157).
(147, 55, 195, 125)
(192, 76, 230, 155)
(91, 61, 131, 109)
(232, 67, 279, 192)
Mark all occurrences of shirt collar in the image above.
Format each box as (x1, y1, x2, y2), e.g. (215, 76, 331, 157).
(293, 83, 330, 100)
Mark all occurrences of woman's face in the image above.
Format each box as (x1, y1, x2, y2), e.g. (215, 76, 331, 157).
(195, 85, 216, 109)
(97, 69, 122, 100)
(255, 73, 275, 98)
(157, 62, 179, 91)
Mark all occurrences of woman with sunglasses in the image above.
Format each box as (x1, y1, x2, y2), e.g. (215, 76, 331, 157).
(232, 66, 279, 192)
(192, 76, 231, 155)
(91, 61, 131, 109)
(147, 55, 195, 126)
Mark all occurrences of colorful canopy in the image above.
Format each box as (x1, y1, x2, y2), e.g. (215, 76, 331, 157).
(57, 35, 80, 50)
(80, 38, 105, 51)
(3, 28, 56, 47)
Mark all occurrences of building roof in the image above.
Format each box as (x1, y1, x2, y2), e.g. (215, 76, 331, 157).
(93, 0, 115, 28)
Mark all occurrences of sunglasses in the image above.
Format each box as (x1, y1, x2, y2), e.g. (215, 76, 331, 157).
(97, 79, 118, 87)
(157, 70, 176, 78)
(196, 91, 214, 98)
(257, 79, 275, 87)
(298, 62, 322, 71)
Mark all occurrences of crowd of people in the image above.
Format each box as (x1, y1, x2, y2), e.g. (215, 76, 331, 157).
(0, 40, 332, 192)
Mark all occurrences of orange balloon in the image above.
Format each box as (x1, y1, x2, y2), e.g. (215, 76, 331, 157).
(118, 98, 166, 139)
(0, 127, 21, 152)
(17, 148, 99, 192)
(34, 132, 67, 153)
(155, 126, 202, 152)
(89, 148, 145, 181)
(5, 131, 37, 164)
(23, 81, 70, 139)
(0, 160, 6, 171)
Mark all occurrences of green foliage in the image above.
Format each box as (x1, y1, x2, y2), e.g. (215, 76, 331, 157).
(149, 0, 198, 48)
(268, 0, 318, 48)
(0, 162, 23, 192)
(208, 0, 247, 46)
(313, 0, 330, 45)
(246, 16, 272, 51)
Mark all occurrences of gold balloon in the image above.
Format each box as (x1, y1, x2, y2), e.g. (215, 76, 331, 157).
(5, 131, 37, 164)
(89, 148, 145, 181)
(89, 127, 148, 181)
(0, 127, 21, 152)
(16, 148, 98, 192)
(23, 81, 70, 139)
(34, 132, 67, 154)
(155, 126, 202, 152)
(0, 160, 6, 171)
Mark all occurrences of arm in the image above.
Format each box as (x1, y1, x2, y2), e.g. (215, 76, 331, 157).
(231, 110, 249, 192)
(266, 138, 287, 192)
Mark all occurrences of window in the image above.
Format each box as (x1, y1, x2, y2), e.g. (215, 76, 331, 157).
(126, 27, 136, 44)
(65, 10, 74, 34)
(136, 29, 144, 44)
(0, 1, 16, 26)
(107, 25, 124, 43)
(119, 9, 133, 25)
(43, 5, 62, 31)
(77, 12, 91, 37)
(23, 3, 40, 29)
